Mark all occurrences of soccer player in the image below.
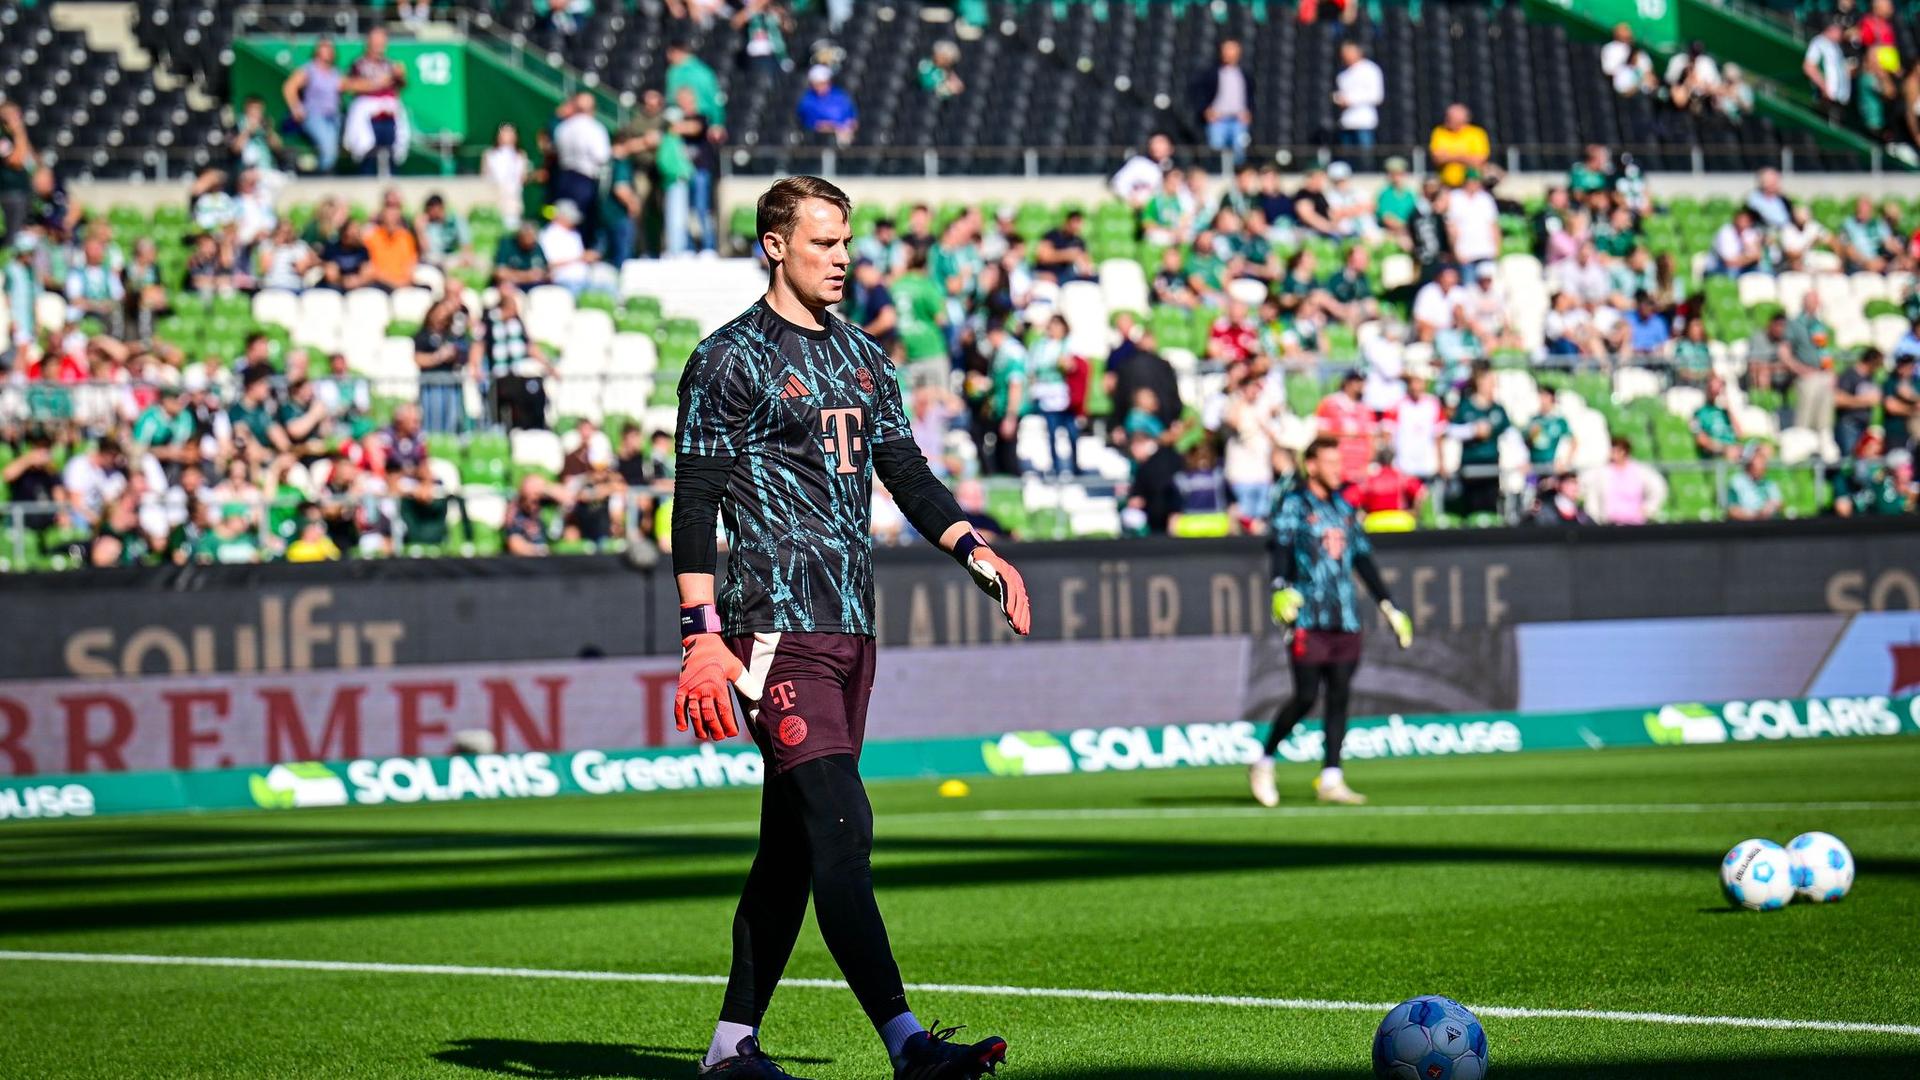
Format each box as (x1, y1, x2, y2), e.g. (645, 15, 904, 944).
(1249, 436, 1412, 807)
(673, 176, 1032, 1080)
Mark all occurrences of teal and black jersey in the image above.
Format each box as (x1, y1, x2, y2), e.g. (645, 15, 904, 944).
(675, 299, 962, 637)
(1267, 481, 1389, 633)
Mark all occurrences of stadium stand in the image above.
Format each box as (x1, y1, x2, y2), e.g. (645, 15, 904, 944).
(3, 0, 1884, 181)
(1, 1, 1917, 573)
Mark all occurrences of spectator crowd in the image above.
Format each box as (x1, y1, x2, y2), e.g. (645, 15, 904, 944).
(2, 15, 1919, 572)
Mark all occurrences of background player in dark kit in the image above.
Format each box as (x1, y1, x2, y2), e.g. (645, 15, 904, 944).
(1250, 436, 1413, 808)
(670, 176, 1033, 1079)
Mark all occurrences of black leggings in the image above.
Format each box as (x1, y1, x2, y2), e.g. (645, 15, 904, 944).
(1262, 658, 1359, 769)
(719, 754, 909, 1030)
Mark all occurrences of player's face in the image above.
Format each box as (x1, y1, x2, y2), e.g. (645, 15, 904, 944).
(771, 199, 852, 308)
(1307, 446, 1341, 487)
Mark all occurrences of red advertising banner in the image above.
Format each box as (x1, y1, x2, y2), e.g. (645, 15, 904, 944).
(0, 657, 688, 776)
(0, 637, 1255, 777)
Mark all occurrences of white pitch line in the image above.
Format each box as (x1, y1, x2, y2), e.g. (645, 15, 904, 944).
(3, 950, 1918, 1040)
(967, 799, 1920, 823)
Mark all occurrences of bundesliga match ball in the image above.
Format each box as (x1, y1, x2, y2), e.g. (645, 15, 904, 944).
(1372, 995, 1489, 1080)
(1788, 831, 1855, 903)
(1720, 838, 1794, 911)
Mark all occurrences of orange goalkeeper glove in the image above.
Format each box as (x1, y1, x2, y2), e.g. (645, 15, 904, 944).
(960, 537, 1032, 636)
(675, 607, 745, 741)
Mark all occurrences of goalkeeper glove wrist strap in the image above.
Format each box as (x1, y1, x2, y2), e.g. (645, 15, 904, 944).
(679, 603, 722, 638)
(950, 529, 987, 565)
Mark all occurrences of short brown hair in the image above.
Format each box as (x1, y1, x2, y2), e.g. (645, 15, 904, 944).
(1305, 435, 1340, 461)
(757, 175, 852, 247)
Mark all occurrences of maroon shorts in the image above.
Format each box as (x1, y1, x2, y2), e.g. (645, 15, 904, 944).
(725, 632, 877, 775)
(1290, 628, 1363, 666)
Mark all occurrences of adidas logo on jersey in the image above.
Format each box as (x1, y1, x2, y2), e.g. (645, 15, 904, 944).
(780, 374, 812, 400)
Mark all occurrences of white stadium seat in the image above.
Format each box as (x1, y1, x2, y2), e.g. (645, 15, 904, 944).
(611, 332, 660, 376)
(36, 293, 67, 334)
(1778, 427, 1821, 464)
(252, 289, 301, 330)
(390, 286, 434, 325)
(510, 429, 565, 475)
(344, 287, 392, 332)
(1380, 254, 1416, 292)
(1735, 273, 1777, 308)
(1097, 258, 1150, 315)
(1850, 271, 1889, 304)
(1775, 272, 1813, 315)
(523, 285, 576, 345)
(1872, 314, 1908, 353)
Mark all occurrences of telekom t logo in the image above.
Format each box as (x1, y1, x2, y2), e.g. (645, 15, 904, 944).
(820, 407, 866, 475)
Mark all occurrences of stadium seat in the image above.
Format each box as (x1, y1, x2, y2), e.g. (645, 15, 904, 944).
(1775, 272, 1814, 315)
(510, 429, 565, 476)
(1380, 254, 1417, 293)
(251, 289, 300, 331)
(524, 285, 577, 347)
(390, 287, 434, 326)
(1777, 427, 1821, 465)
(1097, 258, 1150, 317)
(1735, 274, 1777, 308)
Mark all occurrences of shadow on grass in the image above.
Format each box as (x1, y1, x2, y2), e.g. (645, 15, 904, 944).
(7, 822, 1920, 934)
(432, 1038, 834, 1079)
(1031, 1054, 1920, 1079)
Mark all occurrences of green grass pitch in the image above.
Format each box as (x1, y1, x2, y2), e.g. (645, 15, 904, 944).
(3, 738, 1919, 1078)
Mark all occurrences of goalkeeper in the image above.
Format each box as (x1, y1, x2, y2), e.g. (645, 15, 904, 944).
(1250, 436, 1412, 808)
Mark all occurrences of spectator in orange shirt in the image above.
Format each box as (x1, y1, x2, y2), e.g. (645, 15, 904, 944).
(363, 203, 421, 290)
(1315, 370, 1378, 486)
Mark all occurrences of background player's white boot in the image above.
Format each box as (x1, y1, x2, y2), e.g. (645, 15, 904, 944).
(1313, 772, 1367, 805)
(1249, 759, 1279, 807)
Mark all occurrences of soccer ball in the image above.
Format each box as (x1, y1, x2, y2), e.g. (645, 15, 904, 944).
(1788, 831, 1855, 903)
(1720, 838, 1794, 911)
(1372, 995, 1489, 1080)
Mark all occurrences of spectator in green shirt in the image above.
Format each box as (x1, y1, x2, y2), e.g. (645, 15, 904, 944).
(193, 504, 264, 564)
(1449, 364, 1511, 517)
(1691, 375, 1744, 460)
(1839, 447, 1915, 515)
(1591, 206, 1639, 259)
(1670, 314, 1713, 384)
(1, 101, 36, 248)
(1786, 292, 1837, 440)
(1839, 196, 1900, 273)
(493, 221, 549, 289)
(228, 368, 291, 463)
(977, 319, 1027, 476)
(132, 387, 198, 477)
(1524, 385, 1572, 472)
(918, 41, 965, 100)
(1321, 245, 1377, 327)
(1568, 144, 1612, 197)
(664, 40, 726, 129)
(1727, 443, 1784, 521)
(1377, 157, 1418, 246)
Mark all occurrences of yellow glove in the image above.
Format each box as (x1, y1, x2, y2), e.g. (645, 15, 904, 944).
(1271, 585, 1304, 626)
(1380, 600, 1413, 650)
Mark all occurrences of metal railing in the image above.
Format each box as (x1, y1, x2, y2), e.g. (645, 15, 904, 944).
(49, 138, 1898, 184)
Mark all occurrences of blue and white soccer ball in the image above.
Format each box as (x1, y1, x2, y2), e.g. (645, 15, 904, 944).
(1372, 995, 1489, 1080)
(1720, 838, 1794, 911)
(1788, 831, 1855, 903)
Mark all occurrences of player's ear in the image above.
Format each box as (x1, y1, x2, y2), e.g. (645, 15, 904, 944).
(762, 230, 785, 265)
